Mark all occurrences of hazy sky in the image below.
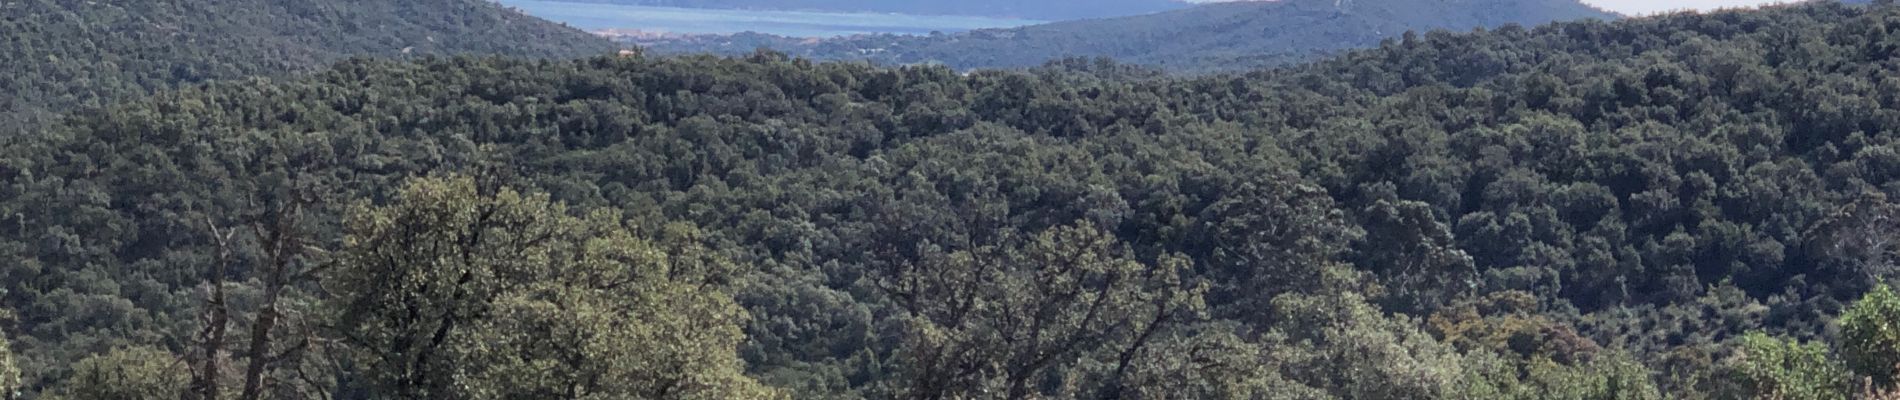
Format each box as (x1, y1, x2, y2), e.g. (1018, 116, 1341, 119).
(1182, 1, 1811, 16)
(1576, 0, 1792, 15)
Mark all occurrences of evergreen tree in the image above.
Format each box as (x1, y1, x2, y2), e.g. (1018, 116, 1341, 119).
(45, 347, 190, 400)
(326, 176, 777, 399)
(1731, 332, 1851, 400)
(874, 222, 1200, 399)
(0, 320, 15, 400)
(1844, 285, 1900, 388)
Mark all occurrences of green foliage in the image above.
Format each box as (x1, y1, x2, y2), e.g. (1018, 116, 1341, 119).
(1457, 350, 1664, 400)
(1730, 332, 1851, 400)
(1359, 198, 1479, 314)
(0, 0, 612, 130)
(328, 176, 776, 399)
(1428, 291, 1601, 364)
(1522, 354, 1665, 400)
(1844, 284, 1900, 386)
(1070, 322, 1319, 400)
(8, 1, 1900, 398)
(1195, 175, 1361, 318)
(46, 347, 190, 400)
(874, 222, 1202, 399)
(0, 322, 15, 399)
(1267, 283, 1474, 399)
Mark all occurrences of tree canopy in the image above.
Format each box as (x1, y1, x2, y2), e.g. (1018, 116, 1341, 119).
(0, 316, 16, 399)
(0, 0, 614, 132)
(329, 176, 775, 399)
(4, 1, 1900, 399)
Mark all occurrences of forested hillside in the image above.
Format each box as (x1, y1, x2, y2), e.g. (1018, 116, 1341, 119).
(9, 1, 1900, 399)
(562, 0, 1186, 20)
(644, 0, 1617, 73)
(0, 0, 614, 132)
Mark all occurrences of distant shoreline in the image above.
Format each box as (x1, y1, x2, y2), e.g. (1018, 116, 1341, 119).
(496, 0, 1044, 38)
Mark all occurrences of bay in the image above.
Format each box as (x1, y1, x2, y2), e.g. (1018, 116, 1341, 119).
(494, 0, 1045, 38)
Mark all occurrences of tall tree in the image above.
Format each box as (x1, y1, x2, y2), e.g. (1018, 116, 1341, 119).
(1844, 284, 1900, 388)
(0, 311, 16, 400)
(1812, 194, 1900, 285)
(1194, 176, 1359, 320)
(1356, 198, 1477, 314)
(188, 135, 336, 400)
(48, 347, 191, 400)
(325, 176, 776, 399)
(188, 220, 233, 400)
(874, 222, 1200, 400)
(1730, 332, 1851, 400)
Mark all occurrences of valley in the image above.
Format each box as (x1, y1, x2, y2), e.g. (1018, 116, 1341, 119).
(4, 1, 1900, 400)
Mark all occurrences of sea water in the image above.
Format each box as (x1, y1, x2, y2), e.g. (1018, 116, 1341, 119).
(494, 0, 1044, 37)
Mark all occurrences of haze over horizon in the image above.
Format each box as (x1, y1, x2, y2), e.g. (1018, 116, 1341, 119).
(1578, 0, 1795, 14)
(1182, 0, 1799, 16)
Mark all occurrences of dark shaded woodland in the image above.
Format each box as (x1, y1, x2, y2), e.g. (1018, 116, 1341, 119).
(4, 1, 1900, 399)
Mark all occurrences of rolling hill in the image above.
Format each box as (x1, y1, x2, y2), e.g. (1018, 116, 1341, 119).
(0, 0, 616, 132)
(6, 1, 1900, 398)
(560, 0, 1190, 20)
(646, 0, 1618, 73)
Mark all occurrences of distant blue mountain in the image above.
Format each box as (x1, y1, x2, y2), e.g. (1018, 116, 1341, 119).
(566, 0, 1190, 20)
(647, 0, 1618, 73)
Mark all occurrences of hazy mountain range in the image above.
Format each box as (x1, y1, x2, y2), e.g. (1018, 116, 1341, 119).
(643, 0, 1620, 73)
(554, 0, 1193, 20)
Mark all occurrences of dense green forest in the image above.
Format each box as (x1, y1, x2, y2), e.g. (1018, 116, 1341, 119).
(560, 0, 1186, 20)
(643, 0, 1616, 74)
(10, 0, 1900, 399)
(0, 0, 614, 132)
